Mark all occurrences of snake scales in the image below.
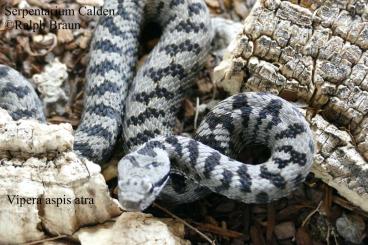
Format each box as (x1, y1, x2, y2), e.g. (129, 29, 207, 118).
(0, 0, 314, 211)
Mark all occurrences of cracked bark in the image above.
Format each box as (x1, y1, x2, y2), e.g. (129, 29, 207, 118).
(0, 108, 121, 244)
(215, 0, 368, 212)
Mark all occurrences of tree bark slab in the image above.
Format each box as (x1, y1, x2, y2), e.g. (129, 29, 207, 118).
(215, 0, 368, 212)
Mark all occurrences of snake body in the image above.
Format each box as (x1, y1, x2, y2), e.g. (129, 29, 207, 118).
(118, 93, 315, 210)
(76, 0, 211, 163)
(0, 0, 315, 211)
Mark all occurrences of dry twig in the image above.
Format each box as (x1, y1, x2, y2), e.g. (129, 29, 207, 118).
(153, 203, 216, 244)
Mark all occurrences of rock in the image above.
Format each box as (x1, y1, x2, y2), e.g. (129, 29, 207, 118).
(32, 57, 69, 116)
(336, 213, 366, 244)
(274, 221, 296, 240)
(234, 0, 253, 19)
(214, 59, 245, 94)
(205, 0, 220, 9)
(211, 17, 243, 59)
(0, 109, 121, 244)
(57, 28, 74, 43)
(74, 212, 190, 245)
(0, 108, 73, 159)
(20, 33, 58, 56)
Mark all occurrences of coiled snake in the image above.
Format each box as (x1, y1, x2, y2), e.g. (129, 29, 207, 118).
(0, 0, 314, 211)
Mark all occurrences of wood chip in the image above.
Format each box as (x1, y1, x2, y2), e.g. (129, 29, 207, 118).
(183, 98, 195, 118)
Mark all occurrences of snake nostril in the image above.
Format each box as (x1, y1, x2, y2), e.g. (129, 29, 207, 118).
(141, 181, 152, 192)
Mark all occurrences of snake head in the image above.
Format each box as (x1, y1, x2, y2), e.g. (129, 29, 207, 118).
(117, 146, 170, 211)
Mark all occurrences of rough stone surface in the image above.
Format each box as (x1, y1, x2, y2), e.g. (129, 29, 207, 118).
(74, 212, 189, 245)
(0, 108, 73, 159)
(215, 0, 368, 212)
(336, 213, 366, 244)
(274, 221, 296, 240)
(32, 57, 69, 116)
(0, 109, 122, 244)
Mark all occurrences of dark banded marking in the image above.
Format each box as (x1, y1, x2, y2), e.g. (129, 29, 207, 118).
(126, 108, 166, 126)
(126, 129, 162, 149)
(88, 60, 120, 76)
(0, 82, 31, 99)
(160, 40, 201, 56)
(187, 140, 199, 166)
(92, 40, 122, 53)
(165, 136, 183, 158)
(260, 166, 286, 189)
(135, 87, 174, 104)
(170, 0, 184, 7)
(10, 109, 39, 120)
(203, 151, 221, 178)
(80, 124, 114, 141)
(237, 165, 252, 193)
(173, 20, 207, 33)
(275, 123, 306, 140)
(0, 66, 10, 77)
(85, 104, 120, 119)
(86, 79, 121, 96)
(143, 63, 186, 82)
(274, 145, 307, 167)
(188, 2, 206, 16)
(220, 169, 234, 189)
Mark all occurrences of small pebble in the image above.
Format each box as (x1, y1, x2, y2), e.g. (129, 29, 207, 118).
(274, 222, 296, 240)
(336, 213, 366, 244)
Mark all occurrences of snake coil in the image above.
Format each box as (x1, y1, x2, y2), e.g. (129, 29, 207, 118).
(0, 0, 314, 211)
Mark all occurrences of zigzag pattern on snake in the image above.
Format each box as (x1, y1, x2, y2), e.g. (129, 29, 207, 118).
(0, 0, 315, 211)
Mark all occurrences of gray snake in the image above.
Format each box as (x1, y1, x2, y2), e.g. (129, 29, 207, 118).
(0, 0, 315, 211)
